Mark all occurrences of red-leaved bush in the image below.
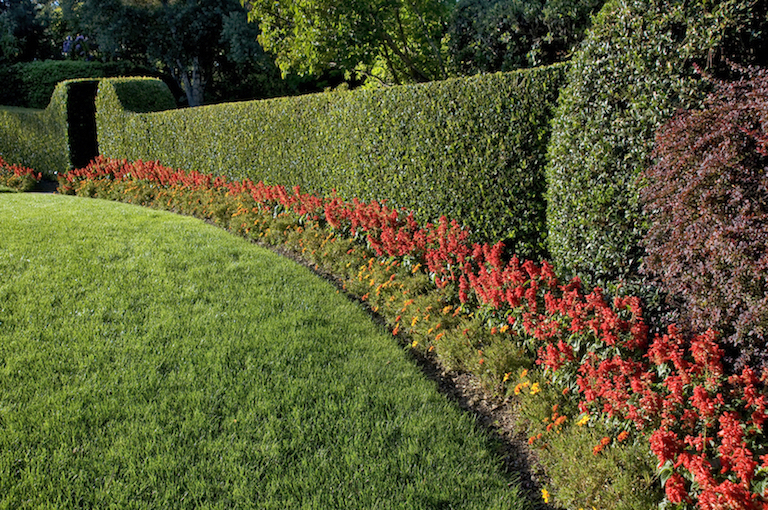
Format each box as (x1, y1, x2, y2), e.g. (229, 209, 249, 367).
(641, 66, 768, 371)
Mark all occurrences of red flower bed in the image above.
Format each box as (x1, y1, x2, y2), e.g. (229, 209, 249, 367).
(61, 156, 768, 508)
(0, 157, 41, 192)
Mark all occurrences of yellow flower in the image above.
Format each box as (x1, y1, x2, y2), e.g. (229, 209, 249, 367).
(541, 489, 550, 503)
(530, 382, 541, 395)
(503, 372, 512, 383)
(520, 369, 529, 379)
(576, 414, 590, 427)
(411, 340, 419, 348)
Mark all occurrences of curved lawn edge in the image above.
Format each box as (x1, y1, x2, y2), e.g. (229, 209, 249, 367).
(0, 194, 532, 510)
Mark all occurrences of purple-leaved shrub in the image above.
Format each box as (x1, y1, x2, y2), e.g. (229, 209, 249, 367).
(641, 66, 768, 371)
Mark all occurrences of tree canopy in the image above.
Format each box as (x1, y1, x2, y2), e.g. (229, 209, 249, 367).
(447, 0, 605, 75)
(58, 0, 283, 105)
(0, 0, 60, 64)
(241, 0, 454, 86)
(2, 0, 611, 99)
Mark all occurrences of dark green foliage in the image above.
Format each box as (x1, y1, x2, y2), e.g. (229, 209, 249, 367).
(0, 81, 68, 175)
(544, 0, 768, 285)
(64, 0, 285, 106)
(641, 67, 768, 371)
(0, 59, 157, 109)
(0, 0, 58, 65)
(448, 0, 605, 74)
(96, 65, 566, 259)
(104, 77, 177, 113)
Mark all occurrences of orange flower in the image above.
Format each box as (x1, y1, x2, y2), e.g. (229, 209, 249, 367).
(592, 436, 611, 455)
(617, 430, 629, 442)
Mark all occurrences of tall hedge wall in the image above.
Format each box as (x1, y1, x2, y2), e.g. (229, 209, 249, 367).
(0, 82, 68, 176)
(97, 65, 566, 258)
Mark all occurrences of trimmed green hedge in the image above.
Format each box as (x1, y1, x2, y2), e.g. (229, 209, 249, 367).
(0, 60, 165, 110)
(97, 65, 566, 258)
(0, 76, 175, 177)
(0, 83, 68, 176)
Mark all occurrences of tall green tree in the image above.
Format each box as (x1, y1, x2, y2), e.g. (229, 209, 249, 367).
(241, 0, 453, 86)
(0, 0, 59, 64)
(63, 0, 282, 106)
(447, 0, 605, 75)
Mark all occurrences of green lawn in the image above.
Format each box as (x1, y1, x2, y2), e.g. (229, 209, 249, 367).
(0, 194, 530, 509)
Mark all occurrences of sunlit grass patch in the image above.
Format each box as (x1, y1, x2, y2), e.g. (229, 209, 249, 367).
(0, 194, 528, 509)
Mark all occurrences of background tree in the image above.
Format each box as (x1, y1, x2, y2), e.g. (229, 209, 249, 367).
(447, 0, 605, 75)
(0, 0, 60, 64)
(241, 0, 453, 86)
(62, 0, 284, 106)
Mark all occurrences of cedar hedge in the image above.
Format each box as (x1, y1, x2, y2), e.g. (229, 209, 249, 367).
(96, 64, 566, 259)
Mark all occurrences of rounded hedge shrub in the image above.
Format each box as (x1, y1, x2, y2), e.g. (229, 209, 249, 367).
(0, 60, 171, 109)
(641, 67, 768, 371)
(544, 0, 768, 286)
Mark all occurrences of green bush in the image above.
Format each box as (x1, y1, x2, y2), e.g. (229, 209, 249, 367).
(544, 0, 768, 285)
(97, 65, 566, 258)
(0, 82, 68, 176)
(0, 60, 165, 109)
(0, 75, 175, 177)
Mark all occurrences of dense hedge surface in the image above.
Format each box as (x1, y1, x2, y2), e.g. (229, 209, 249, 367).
(0, 82, 68, 175)
(544, 0, 768, 285)
(96, 65, 566, 259)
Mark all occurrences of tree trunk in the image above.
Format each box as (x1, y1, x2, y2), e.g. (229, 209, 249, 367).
(174, 57, 205, 107)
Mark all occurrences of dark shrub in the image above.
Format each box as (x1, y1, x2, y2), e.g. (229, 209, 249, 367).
(641, 66, 768, 371)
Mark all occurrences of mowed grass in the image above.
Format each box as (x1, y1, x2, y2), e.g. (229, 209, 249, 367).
(0, 194, 528, 510)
